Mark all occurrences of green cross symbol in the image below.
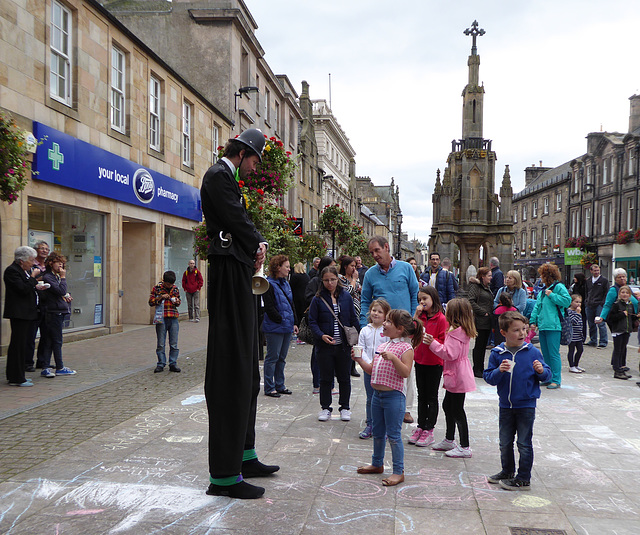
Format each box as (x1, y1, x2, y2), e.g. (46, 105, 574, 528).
(48, 142, 64, 171)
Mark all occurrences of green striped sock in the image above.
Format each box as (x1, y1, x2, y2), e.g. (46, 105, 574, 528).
(210, 474, 242, 486)
(242, 449, 258, 462)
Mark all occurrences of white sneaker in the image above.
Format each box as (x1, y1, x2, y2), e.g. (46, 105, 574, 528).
(432, 438, 456, 451)
(340, 409, 351, 421)
(318, 409, 331, 421)
(445, 445, 472, 458)
(577, 366, 586, 372)
(569, 366, 581, 373)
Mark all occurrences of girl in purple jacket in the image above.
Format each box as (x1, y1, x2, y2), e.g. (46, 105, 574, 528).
(424, 298, 477, 458)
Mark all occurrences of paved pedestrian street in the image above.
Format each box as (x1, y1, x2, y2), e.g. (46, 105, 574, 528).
(0, 320, 639, 534)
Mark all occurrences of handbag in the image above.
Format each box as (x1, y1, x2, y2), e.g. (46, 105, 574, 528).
(319, 297, 359, 346)
(547, 284, 572, 345)
(153, 303, 164, 325)
(298, 313, 314, 344)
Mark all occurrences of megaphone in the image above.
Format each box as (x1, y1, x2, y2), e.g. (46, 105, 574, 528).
(252, 266, 270, 295)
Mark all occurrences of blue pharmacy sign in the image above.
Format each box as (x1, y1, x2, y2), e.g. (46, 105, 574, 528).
(32, 122, 202, 221)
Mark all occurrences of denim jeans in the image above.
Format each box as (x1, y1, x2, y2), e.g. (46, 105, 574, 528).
(263, 332, 292, 393)
(156, 317, 179, 367)
(538, 330, 561, 385)
(499, 407, 536, 482)
(42, 312, 65, 370)
(371, 389, 406, 475)
(363, 371, 373, 426)
(585, 304, 607, 346)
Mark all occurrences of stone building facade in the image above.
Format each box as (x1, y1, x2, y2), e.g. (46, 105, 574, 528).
(512, 163, 571, 283)
(1, 0, 231, 351)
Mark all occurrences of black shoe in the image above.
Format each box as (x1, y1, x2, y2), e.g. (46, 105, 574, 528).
(621, 366, 630, 372)
(487, 471, 515, 484)
(614, 371, 629, 380)
(351, 371, 361, 377)
(474, 371, 483, 378)
(585, 342, 597, 347)
(169, 365, 181, 373)
(242, 460, 280, 478)
(154, 366, 164, 373)
(206, 481, 264, 499)
(499, 478, 530, 491)
(265, 391, 281, 398)
(25, 366, 36, 372)
(276, 389, 292, 395)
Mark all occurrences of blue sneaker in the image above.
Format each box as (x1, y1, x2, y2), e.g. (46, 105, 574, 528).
(55, 367, 76, 376)
(41, 368, 56, 378)
(359, 425, 373, 439)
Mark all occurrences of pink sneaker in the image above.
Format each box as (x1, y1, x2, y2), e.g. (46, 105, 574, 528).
(416, 429, 435, 447)
(408, 427, 422, 444)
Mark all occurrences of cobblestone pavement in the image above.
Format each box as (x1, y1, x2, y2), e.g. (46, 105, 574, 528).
(1, 322, 640, 534)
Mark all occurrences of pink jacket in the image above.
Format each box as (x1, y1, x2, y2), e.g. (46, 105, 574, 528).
(428, 327, 476, 393)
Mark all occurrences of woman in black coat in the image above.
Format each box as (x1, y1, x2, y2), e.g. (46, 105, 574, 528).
(3, 246, 42, 386)
(289, 262, 310, 325)
(468, 266, 494, 377)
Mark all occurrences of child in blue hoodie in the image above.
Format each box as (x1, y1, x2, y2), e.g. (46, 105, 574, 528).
(483, 311, 551, 492)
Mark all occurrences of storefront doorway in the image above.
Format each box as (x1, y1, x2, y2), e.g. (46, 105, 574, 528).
(122, 219, 154, 324)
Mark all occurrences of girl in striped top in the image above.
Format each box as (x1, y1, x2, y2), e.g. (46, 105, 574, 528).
(353, 309, 424, 487)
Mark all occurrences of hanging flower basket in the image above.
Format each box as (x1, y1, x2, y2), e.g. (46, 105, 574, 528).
(617, 230, 634, 244)
(0, 113, 36, 204)
(580, 252, 598, 268)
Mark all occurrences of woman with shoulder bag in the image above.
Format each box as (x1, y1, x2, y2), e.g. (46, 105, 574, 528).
(262, 255, 298, 397)
(309, 265, 359, 422)
(529, 263, 571, 389)
(468, 267, 494, 378)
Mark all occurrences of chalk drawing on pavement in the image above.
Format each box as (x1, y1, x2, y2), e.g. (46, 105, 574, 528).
(317, 508, 414, 532)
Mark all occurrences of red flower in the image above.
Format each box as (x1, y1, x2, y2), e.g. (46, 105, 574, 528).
(257, 188, 264, 195)
(258, 206, 263, 210)
(238, 180, 245, 188)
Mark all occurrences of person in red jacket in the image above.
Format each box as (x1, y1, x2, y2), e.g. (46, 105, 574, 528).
(182, 259, 204, 322)
(409, 286, 448, 447)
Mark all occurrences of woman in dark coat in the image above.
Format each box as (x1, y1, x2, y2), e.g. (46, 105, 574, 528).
(289, 262, 310, 329)
(309, 265, 359, 421)
(468, 266, 493, 378)
(3, 246, 41, 386)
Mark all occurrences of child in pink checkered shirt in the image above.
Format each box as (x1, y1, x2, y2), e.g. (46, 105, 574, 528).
(353, 309, 424, 487)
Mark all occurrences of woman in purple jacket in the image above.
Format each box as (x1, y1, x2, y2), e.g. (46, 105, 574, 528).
(40, 252, 76, 377)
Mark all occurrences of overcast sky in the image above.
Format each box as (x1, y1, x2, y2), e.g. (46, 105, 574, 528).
(244, 0, 640, 244)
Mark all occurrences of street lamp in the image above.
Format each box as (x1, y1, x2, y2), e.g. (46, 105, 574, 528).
(234, 86, 259, 111)
(396, 211, 403, 259)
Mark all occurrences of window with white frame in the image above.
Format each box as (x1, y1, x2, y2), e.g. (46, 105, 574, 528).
(532, 200, 538, 218)
(182, 100, 192, 167)
(587, 165, 592, 184)
(110, 46, 125, 132)
(573, 170, 580, 194)
(543, 197, 549, 215)
(571, 211, 578, 237)
(50, 0, 72, 105)
(603, 158, 609, 184)
(608, 202, 614, 234)
(629, 152, 634, 176)
(275, 100, 280, 134)
(531, 229, 537, 249)
(264, 89, 271, 123)
(255, 75, 260, 110)
(149, 76, 161, 151)
(556, 192, 562, 211)
(521, 231, 526, 250)
(584, 206, 591, 237)
(627, 197, 634, 230)
(542, 227, 548, 246)
(522, 204, 527, 221)
(513, 206, 518, 223)
(554, 224, 561, 246)
(601, 203, 607, 235)
(212, 124, 219, 154)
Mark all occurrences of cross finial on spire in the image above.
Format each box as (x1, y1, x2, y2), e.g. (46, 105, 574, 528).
(463, 20, 485, 55)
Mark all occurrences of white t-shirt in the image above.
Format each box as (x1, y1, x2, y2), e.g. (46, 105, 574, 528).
(358, 324, 389, 364)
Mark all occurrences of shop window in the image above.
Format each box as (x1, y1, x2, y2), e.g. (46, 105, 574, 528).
(164, 227, 196, 316)
(28, 201, 105, 330)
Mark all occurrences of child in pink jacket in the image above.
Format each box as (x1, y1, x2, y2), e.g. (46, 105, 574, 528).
(424, 298, 477, 458)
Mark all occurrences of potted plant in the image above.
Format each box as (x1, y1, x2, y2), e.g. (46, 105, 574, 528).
(0, 113, 38, 204)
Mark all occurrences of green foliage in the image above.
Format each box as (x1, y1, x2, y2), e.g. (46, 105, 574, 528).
(318, 204, 368, 257)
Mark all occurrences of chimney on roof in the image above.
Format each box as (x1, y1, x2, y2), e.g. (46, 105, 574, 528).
(629, 94, 640, 133)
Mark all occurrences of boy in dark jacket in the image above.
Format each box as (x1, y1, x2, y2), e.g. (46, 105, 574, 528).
(606, 285, 637, 380)
(483, 311, 551, 491)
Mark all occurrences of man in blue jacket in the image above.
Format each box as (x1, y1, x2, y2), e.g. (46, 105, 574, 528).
(420, 252, 455, 305)
(484, 311, 551, 492)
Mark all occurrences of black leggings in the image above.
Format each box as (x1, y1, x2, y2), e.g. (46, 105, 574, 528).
(567, 341, 583, 368)
(414, 363, 443, 431)
(473, 329, 491, 375)
(442, 391, 469, 448)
